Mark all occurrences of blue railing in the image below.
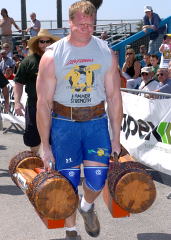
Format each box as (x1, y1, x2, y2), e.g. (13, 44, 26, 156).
(112, 16, 171, 67)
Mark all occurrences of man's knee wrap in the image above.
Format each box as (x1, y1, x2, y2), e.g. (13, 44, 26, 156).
(59, 168, 80, 191)
(84, 166, 108, 192)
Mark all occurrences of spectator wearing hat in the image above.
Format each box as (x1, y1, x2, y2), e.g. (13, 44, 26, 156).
(142, 6, 166, 55)
(14, 29, 60, 153)
(138, 66, 158, 96)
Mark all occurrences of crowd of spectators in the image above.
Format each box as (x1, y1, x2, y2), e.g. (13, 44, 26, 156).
(121, 33, 171, 98)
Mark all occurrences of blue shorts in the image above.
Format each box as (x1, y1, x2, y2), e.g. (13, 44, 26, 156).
(50, 114, 112, 170)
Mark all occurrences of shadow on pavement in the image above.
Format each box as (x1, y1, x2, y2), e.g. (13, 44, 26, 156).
(0, 145, 7, 150)
(0, 168, 9, 177)
(146, 169, 171, 187)
(0, 185, 24, 195)
(137, 233, 171, 240)
(50, 238, 65, 240)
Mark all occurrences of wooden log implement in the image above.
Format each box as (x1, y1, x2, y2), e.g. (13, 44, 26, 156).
(9, 151, 79, 229)
(103, 152, 156, 217)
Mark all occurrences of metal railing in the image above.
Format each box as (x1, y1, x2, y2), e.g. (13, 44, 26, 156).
(112, 16, 171, 67)
(121, 88, 171, 98)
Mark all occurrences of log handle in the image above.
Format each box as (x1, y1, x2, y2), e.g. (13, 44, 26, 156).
(110, 152, 119, 162)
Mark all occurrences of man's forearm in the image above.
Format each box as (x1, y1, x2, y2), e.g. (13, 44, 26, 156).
(2, 86, 9, 105)
(14, 83, 23, 104)
(107, 94, 123, 142)
(37, 100, 52, 149)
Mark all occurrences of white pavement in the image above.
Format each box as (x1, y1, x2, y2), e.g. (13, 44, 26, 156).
(1, 120, 171, 240)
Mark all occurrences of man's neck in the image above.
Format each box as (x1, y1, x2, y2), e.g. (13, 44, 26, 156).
(67, 34, 92, 47)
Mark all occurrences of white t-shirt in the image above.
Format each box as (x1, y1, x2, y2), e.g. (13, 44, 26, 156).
(159, 43, 171, 68)
(138, 79, 158, 96)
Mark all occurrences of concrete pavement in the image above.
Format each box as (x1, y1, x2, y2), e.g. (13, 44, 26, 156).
(1, 120, 171, 240)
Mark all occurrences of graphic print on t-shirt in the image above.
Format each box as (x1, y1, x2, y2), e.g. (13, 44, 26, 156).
(65, 63, 101, 93)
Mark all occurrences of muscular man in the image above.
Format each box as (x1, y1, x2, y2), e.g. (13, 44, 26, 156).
(0, 8, 21, 51)
(14, 29, 59, 153)
(36, 1, 123, 240)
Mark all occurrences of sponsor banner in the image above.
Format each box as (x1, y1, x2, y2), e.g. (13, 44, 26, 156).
(121, 92, 171, 175)
(0, 81, 26, 128)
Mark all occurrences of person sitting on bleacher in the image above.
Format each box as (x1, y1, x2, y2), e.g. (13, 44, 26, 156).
(142, 6, 165, 55)
(0, 49, 15, 74)
(2, 42, 13, 58)
(150, 54, 159, 81)
(4, 66, 15, 80)
(122, 48, 141, 89)
(155, 68, 171, 95)
(142, 53, 152, 67)
(136, 45, 147, 62)
(138, 66, 158, 97)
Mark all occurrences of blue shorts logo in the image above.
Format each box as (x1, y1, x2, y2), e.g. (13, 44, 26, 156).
(95, 170, 102, 175)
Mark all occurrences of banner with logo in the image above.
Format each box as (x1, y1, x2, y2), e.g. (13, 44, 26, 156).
(0, 81, 26, 128)
(121, 92, 171, 175)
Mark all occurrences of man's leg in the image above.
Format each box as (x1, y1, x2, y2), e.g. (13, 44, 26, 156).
(58, 164, 81, 239)
(78, 160, 108, 237)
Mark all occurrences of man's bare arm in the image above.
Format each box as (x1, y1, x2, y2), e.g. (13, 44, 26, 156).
(104, 51, 123, 155)
(36, 50, 57, 169)
(14, 83, 24, 116)
(11, 18, 21, 32)
(2, 86, 9, 112)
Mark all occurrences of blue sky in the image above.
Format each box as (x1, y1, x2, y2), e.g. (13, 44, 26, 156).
(0, 0, 170, 21)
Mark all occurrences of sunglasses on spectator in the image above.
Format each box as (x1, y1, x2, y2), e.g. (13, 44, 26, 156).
(39, 40, 52, 44)
(141, 72, 148, 76)
(157, 73, 164, 76)
(126, 52, 133, 55)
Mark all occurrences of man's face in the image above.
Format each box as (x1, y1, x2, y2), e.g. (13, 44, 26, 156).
(30, 14, 36, 21)
(150, 57, 158, 67)
(143, 55, 150, 64)
(140, 47, 145, 54)
(157, 69, 168, 83)
(141, 72, 151, 83)
(1, 51, 7, 58)
(145, 11, 152, 18)
(1, 9, 7, 17)
(69, 11, 95, 41)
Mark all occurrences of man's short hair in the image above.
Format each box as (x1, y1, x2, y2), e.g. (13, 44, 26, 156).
(69, 1, 96, 20)
(150, 54, 159, 60)
(30, 12, 36, 17)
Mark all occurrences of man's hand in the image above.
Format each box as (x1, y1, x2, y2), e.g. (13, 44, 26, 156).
(111, 139, 121, 159)
(41, 146, 56, 171)
(14, 102, 25, 116)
